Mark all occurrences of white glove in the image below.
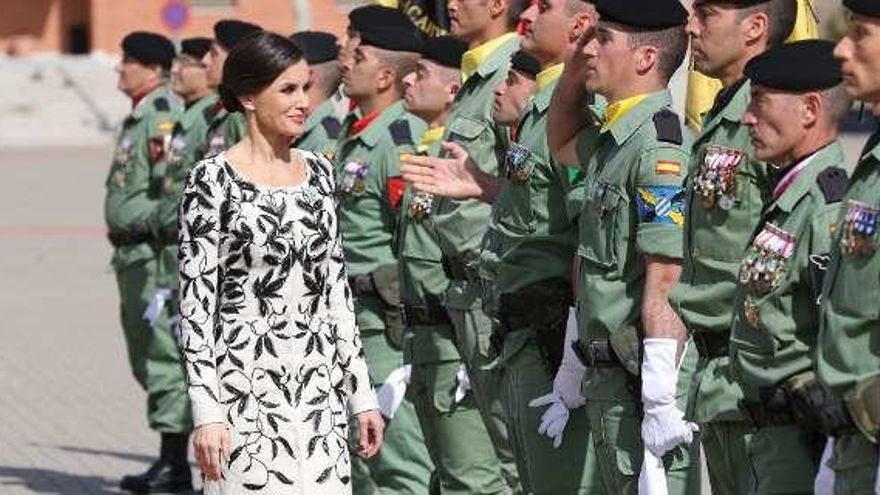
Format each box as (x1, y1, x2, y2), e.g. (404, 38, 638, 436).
(813, 437, 835, 495)
(638, 448, 668, 495)
(143, 288, 172, 327)
(376, 365, 411, 419)
(641, 338, 698, 457)
(454, 363, 471, 403)
(529, 392, 569, 448)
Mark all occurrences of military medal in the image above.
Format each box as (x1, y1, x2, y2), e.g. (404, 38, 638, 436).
(739, 223, 795, 296)
(505, 143, 531, 184)
(339, 161, 370, 197)
(408, 191, 434, 219)
(166, 134, 186, 167)
(743, 296, 760, 328)
(208, 132, 226, 156)
(114, 135, 133, 164)
(694, 145, 742, 210)
(841, 200, 879, 256)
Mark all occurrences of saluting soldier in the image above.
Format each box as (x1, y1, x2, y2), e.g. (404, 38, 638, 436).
(290, 31, 347, 159)
(429, 1, 523, 488)
(547, 0, 701, 492)
(395, 35, 513, 494)
(104, 32, 189, 494)
(668, 1, 797, 492)
(333, 20, 435, 495)
(728, 40, 854, 494)
(200, 20, 262, 160)
(815, 0, 880, 491)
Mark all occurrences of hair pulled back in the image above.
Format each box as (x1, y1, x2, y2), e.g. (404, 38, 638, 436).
(218, 31, 305, 112)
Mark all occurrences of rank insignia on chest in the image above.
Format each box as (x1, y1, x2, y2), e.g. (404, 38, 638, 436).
(739, 223, 795, 295)
(505, 143, 531, 184)
(208, 133, 226, 156)
(841, 199, 880, 256)
(694, 145, 743, 211)
(408, 191, 434, 220)
(114, 135, 134, 164)
(339, 161, 370, 197)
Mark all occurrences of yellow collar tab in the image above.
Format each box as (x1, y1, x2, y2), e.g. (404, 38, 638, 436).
(461, 32, 518, 83)
(536, 63, 564, 92)
(601, 93, 650, 133)
(418, 126, 446, 153)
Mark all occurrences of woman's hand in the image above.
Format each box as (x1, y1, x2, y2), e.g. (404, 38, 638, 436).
(193, 422, 230, 481)
(355, 409, 385, 459)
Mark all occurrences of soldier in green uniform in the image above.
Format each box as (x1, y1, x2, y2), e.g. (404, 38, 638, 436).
(669, 1, 797, 492)
(290, 31, 347, 158)
(430, 1, 522, 488)
(815, 1, 880, 491)
(104, 32, 189, 494)
(547, 0, 700, 492)
(395, 35, 512, 494)
(334, 21, 434, 495)
(728, 40, 854, 494)
(200, 20, 262, 160)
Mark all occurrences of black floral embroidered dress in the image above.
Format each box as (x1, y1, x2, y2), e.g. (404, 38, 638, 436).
(178, 151, 377, 494)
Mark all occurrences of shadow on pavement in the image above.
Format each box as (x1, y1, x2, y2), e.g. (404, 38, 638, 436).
(52, 445, 154, 465)
(0, 465, 119, 494)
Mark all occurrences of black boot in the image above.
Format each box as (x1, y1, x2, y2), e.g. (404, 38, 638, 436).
(120, 433, 193, 494)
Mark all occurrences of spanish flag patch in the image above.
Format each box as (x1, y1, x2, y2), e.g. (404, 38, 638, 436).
(655, 160, 681, 176)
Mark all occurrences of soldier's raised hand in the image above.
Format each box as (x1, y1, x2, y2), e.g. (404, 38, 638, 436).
(400, 142, 482, 200)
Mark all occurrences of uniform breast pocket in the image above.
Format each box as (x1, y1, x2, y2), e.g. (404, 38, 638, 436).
(447, 116, 490, 169)
(578, 181, 624, 269)
(494, 161, 539, 235)
(828, 254, 880, 319)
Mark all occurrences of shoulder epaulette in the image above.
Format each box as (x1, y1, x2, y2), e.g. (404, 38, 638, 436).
(817, 167, 848, 204)
(389, 119, 414, 146)
(153, 97, 170, 112)
(321, 116, 343, 139)
(653, 109, 682, 146)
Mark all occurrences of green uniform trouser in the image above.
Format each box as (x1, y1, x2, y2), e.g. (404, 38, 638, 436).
(351, 327, 433, 495)
(744, 425, 822, 494)
(446, 303, 520, 492)
(115, 253, 191, 433)
(582, 344, 701, 495)
(699, 420, 752, 494)
(829, 432, 878, 495)
(406, 322, 510, 495)
(499, 329, 605, 494)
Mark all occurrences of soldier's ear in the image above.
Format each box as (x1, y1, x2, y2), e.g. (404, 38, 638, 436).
(447, 82, 461, 102)
(240, 96, 255, 112)
(801, 92, 822, 128)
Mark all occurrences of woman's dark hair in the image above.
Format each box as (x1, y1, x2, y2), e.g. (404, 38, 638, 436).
(218, 31, 305, 112)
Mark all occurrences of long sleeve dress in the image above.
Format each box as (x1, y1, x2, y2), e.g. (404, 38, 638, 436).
(177, 150, 377, 494)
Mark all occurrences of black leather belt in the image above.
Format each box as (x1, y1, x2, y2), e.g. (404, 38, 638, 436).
(107, 229, 153, 247)
(441, 256, 469, 281)
(348, 274, 377, 296)
(572, 339, 622, 368)
(692, 331, 729, 359)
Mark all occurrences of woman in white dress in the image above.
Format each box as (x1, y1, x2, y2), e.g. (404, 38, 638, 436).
(178, 31, 384, 494)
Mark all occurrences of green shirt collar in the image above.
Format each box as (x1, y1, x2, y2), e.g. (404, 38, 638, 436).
(530, 77, 559, 114)
(350, 100, 407, 148)
(470, 34, 520, 82)
(131, 84, 172, 120)
(701, 79, 750, 138)
(774, 140, 846, 213)
(606, 89, 672, 145)
(303, 97, 336, 135)
(179, 92, 218, 131)
(861, 128, 880, 164)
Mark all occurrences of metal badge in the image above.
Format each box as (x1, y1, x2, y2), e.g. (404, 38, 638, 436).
(114, 135, 133, 164)
(739, 223, 796, 296)
(743, 296, 760, 328)
(339, 161, 370, 198)
(694, 145, 743, 211)
(166, 134, 186, 167)
(506, 143, 531, 184)
(407, 191, 434, 219)
(207, 132, 226, 156)
(841, 199, 880, 256)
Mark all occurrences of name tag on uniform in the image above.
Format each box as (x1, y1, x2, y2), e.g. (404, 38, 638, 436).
(694, 145, 743, 211)
(841, 199, 879, 256)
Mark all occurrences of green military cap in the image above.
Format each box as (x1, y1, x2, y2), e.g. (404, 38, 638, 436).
(745, 39, 842, 92)
(510, 50, 541, 78)
(596, 0, 688, 29)
(420, 35, 468, 69)
(348, 5, 416, 33)
(122, 31, 175, 70)
(180, 37, 212, 60)
(844, 0, 880, 17)
(359, 25, 423, 53)
(213, 19, 262, 51)
(289, 31, 339, 64)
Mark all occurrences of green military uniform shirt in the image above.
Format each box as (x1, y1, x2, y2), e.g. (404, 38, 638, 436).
(155, 92, 218, 287)
(294, 96, 347, 159)
(199, 102, 246, 160)
(818, 130, 880, 427)
(669, 79, 771, 421)
(576, 90, 690, 363)
(335, 100, 425, 334)
(433, 33, 520, 310)
(104, 84, 182, 269)
(730, 141, 852, 401)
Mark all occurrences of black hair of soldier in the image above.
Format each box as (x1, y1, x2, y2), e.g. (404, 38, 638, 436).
(219, 31, 305, 113)
(621, 26, 689, 82)
(735, 0, 798, 48)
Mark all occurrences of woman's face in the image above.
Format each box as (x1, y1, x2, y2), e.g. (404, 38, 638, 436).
(248, 60, 311, 139)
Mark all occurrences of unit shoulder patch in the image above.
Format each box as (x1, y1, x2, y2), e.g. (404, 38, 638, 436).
(321, 116, 343, 139)
(153, 97, 170, 112)
(817, 166, 848, 204)
(652, 109, 682, 145)
(389, 119, 414, 146)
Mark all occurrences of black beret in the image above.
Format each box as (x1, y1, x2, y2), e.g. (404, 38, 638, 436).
(214, 20, 262, 51)
(511, 50, 541, 78)
(180, 37, 212, 60)
(844, 0, 880, 18)
(421, 36, 468, 70)
(290, 31, 339, 64)
(121, 31, 175, 70)
(745, 39, 842, 92)
(597, 0, 688, 29)
(349, 5, 416, 33)
(359, 25, 423, 53)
